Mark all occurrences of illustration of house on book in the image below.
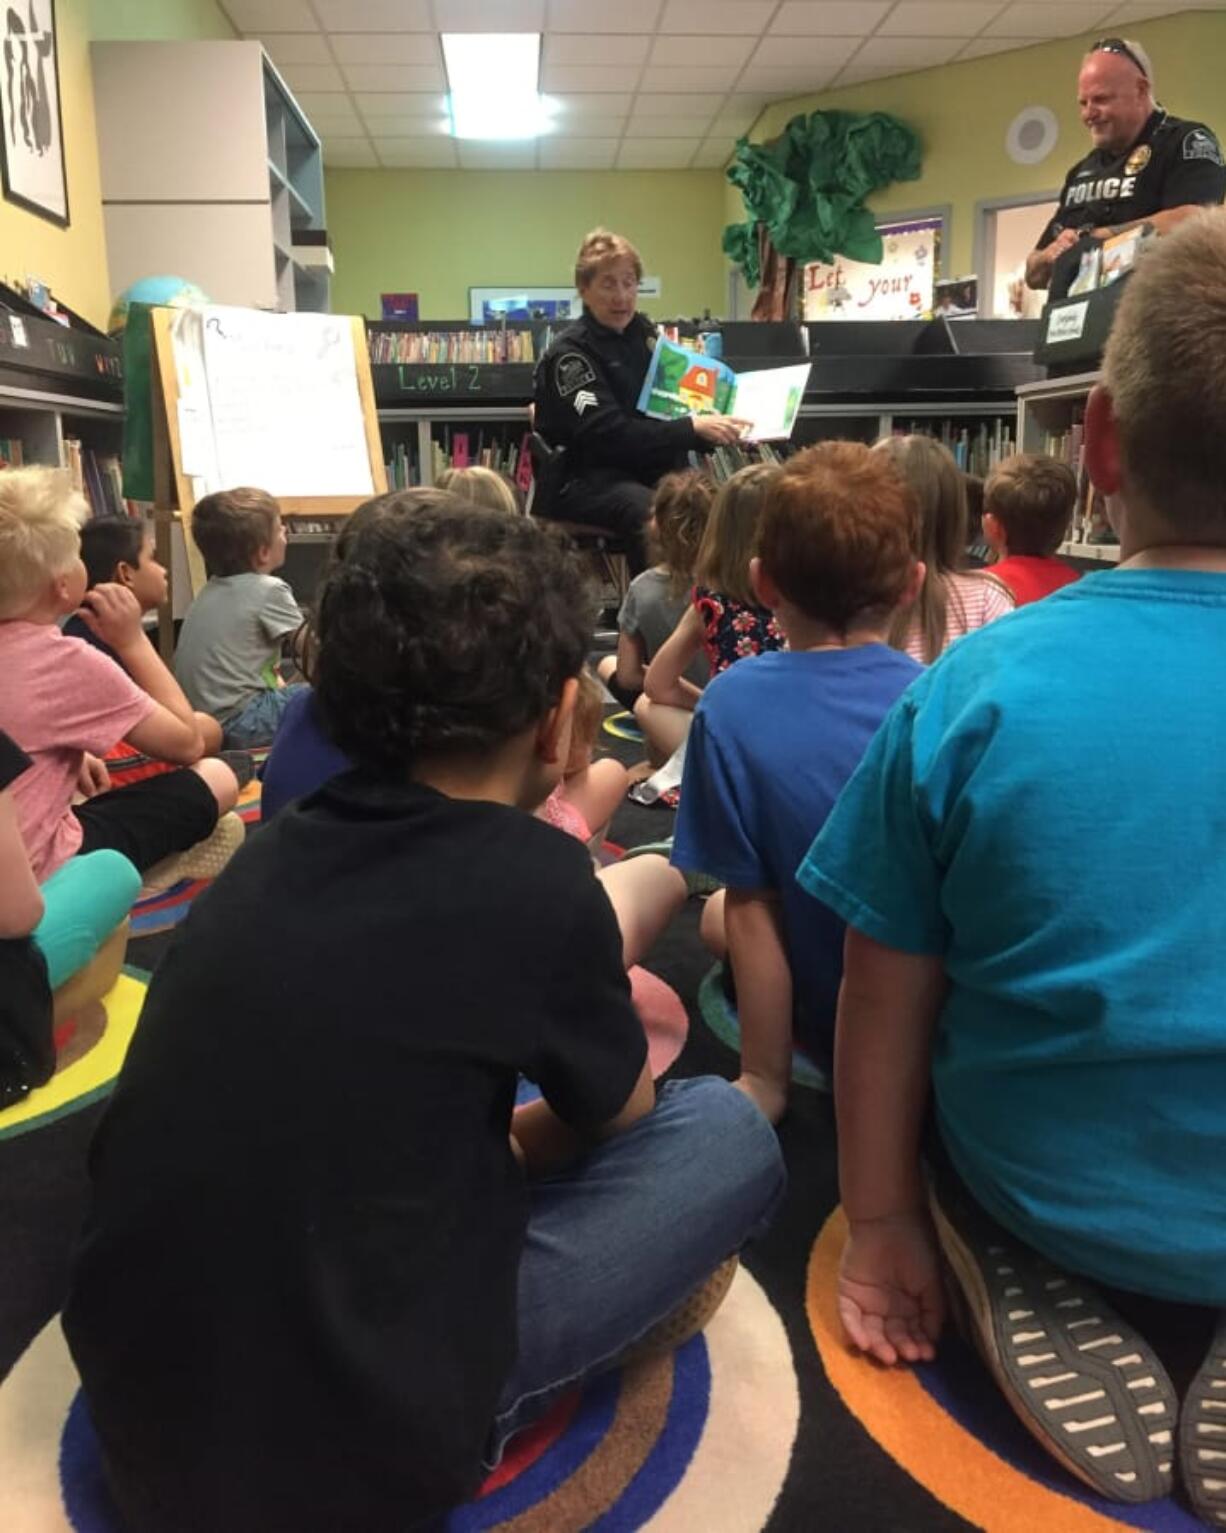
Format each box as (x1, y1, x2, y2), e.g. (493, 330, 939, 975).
(677, 361, 718, 412)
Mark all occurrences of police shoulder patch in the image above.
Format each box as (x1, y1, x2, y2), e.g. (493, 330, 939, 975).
(1183, 127, 1224, 166)
(554, 352, 597, 397)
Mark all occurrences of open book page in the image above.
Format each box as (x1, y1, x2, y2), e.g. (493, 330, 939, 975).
(730, 364, 811, 442)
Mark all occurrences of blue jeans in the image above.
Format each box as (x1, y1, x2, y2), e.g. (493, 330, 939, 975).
(222, 684, 309, 750)
(487, 1076, 785, 1463)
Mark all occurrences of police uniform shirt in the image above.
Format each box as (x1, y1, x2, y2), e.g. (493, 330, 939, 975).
(1038, 109, 1226, 249)
(534, 309, 698, 489)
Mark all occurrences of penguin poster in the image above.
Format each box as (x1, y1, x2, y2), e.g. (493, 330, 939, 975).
(1, 0, 68, 226)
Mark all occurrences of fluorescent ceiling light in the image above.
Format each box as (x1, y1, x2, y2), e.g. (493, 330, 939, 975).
(443, 33, 556, 140)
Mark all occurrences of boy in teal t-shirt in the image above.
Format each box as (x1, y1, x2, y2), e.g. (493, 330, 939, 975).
(799, 213, 1226, 1520)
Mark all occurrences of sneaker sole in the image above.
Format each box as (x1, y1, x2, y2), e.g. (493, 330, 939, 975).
(929, 1187, 1177, 1504)
(140, 812, 246, 896)
(616, 1256, 739, 1370)
(1180, 1310, 1226, 1526)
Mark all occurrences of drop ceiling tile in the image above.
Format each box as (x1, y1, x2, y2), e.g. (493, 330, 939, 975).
(434, 0, 546, 30)
(632, 92, 726, 116)
(769, 1, 891, 34)
(355, 91, 449, 116)
(617, 138, 702, 166)
(293, 91, 360, 125)
(259, 33, 331, 66)
(648, 35, 755, 66)
(538, 137, 620, 167)
(1104, 0, 1208, 18)
(458, 140, 539, 168)
(314, 0, 432, 27)
(545, 0, 665, 32)
(659, 0, 776, 34)
(956, 35, 1036, 58)
(330, 34, 441, 64)
(835, 59, 908, 85)
(548, 113, 627, 134)
(841, 35, 966, 69)
(983, 2, 1118, 38)
(357, 112, 452, 134)
(692, 138, 734, 167)
(276, 61, 346, 91)
(375, 137, 460, 166)
(342, 63, 447, 91)
(322, 139, 379, 167)
(548, 91, 635, 116)
(709, 103, 764, 136)
(544, 34, 650, 66)
(736, 65, 840, 95)
(879, 1, 1008, 36)
(749, 35, 860, 69)
(303, 106, 366, 134)
(219, 0, 316, 30)
(625, 115, 715, 135)
(639, 64, 741, 90)
(540, 64, 645, 91)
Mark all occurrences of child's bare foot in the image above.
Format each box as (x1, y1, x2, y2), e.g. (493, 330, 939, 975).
(733, 1071, 788, 1125)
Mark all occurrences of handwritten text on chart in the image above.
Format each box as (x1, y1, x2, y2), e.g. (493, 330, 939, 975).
(395, 365, 484, 393)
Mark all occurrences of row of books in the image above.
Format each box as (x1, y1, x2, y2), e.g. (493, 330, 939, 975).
(64, 438, 128, 519)
(703, 441, 784, 482)
(385, 430, 535, 491)
(894, 418, 1017, 478)
(0, 435, 23, 468)
(1040, 422, 1116, 545)
(369, 328, 543, 365)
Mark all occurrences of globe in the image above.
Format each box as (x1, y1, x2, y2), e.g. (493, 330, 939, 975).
(108, 276, 211, 336)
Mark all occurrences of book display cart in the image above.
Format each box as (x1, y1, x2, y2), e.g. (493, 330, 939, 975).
(1016, 370, 1120, 564)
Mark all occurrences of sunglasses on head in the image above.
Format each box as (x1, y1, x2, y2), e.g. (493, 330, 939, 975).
(1090, 37, 1149, 80)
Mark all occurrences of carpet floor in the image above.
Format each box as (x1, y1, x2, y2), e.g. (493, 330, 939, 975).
(0, 708, 1212, 1531)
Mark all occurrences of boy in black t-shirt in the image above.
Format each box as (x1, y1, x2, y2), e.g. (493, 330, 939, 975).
(64, 502, 785, 1533)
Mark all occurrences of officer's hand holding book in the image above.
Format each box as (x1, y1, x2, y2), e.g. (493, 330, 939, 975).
(692, 414, 751, 445)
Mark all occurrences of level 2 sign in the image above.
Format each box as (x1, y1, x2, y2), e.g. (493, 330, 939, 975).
(804, 218, 940, 322)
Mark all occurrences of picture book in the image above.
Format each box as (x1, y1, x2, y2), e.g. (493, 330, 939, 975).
(636, 337, 810, 442)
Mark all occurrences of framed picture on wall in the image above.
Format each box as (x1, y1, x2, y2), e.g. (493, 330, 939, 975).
(468, 287, 580, 325)
(0, 0, 70, 227)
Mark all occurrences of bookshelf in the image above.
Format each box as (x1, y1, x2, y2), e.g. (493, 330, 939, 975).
(91, 42, 329, 314)
(1015, 371, 1121, 564)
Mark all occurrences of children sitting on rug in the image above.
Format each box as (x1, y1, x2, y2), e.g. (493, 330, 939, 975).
(64, 500, 785, 1533)
(174, 487, 306, 749)
(0, 467, 239, 883)
(801, 214, 1226, 1520)
(63, 515, 233, 786)
(596, 469, 713, 711)
(636, 463, 784, 768)
(671, 442, 923, 1123)
(981, 452, 1081, 605)
(875, 434, 1014, 662)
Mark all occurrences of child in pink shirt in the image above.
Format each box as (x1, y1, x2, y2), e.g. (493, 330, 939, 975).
(0, 468, 239, 881)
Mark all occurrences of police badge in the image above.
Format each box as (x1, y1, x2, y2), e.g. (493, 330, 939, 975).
(1125, 144, 1151, 175)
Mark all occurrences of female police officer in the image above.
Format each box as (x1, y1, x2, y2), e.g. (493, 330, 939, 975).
(533, 229, 746, 573)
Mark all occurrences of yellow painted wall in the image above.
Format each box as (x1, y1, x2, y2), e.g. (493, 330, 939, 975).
(88, 0, 236, 41)
(726, 10, 1226, 279)
(0, 0, 110, 326)
(326, 168, 730, 320)
(0, 0, 237, 329)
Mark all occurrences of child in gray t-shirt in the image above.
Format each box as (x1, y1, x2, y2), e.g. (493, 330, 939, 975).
(597, 471, 713, 710)
(174, 489, 306, 749)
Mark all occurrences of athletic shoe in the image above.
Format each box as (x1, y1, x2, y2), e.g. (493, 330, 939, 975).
(216, 749, 256, 790)
(140, 811, 246, 896)
(1180, 1309, 1226, 1525)
(929, 1173, 1179, 1503)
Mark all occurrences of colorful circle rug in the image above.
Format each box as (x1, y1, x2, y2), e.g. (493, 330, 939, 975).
(0, 1266, 798, 1532)
(806, 1207, 1206, 1531)
(0, 969, 147, 1144)
(696, 965, 829, 1092)
(602, 711, 645, 744)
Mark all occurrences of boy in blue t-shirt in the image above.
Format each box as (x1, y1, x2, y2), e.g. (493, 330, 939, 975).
(799, 214, 1226, 1517)
(672, 441, 922, 1123)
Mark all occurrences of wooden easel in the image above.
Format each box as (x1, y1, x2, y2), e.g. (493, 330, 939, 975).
(148, 307, 387, 657)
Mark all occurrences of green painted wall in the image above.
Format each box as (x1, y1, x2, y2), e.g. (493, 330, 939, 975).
(89, 0, 236, 41)
(326, 168, 729, 320)
(725, 10, 1226, 280)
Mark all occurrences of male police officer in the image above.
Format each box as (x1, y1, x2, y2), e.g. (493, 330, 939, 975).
(534, 229, 745, 574)
(1027, 39, 1225, 295)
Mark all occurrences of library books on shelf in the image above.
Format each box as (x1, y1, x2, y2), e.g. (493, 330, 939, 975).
(1039, 420, 1121, 563)
(369, 327, 548, 366)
